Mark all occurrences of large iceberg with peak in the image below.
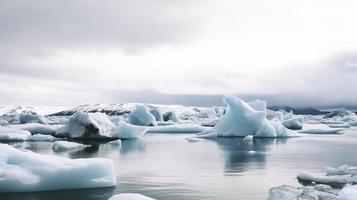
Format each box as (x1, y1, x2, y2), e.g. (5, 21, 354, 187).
(128, 105, 157, 126)
(195, 96, 297, 138)
(0, 144, 116, 192)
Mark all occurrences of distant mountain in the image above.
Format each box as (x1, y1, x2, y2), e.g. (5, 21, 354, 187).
(267, 106, 326, 115)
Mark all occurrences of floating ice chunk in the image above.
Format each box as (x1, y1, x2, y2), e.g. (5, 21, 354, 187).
(297, 173, 353, 186)
(111, 121, 147, 139)
(282, 114, 303, 130)
(266, 110, 284, 121)
(149, 109, 163, 121)
(28, 134, 55, 141)
(0, 127, 31, 141)
(109, 193, 155, 200)
(163, 111, 180, 122)
(52, 141, 89, 151)
(7, 123, 61, 135)
(350, 121, 357, 126)
(108, 139, 122, 145)
(299, 128, 345, 134)
(268, 185, 338, 200)
(128, 105, 157, 126)
(326, 165, 357, 176)
(329, 124, 351, 128)
(339, 185, 357, 200)
(64, 111, 115, 139)
(18, 113, 49, 124)
(256, 118, 298, 138)
(0, 144, 116, 192)
(147, 124, 206, 133)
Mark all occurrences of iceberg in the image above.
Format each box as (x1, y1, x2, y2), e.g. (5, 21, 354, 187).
(0, 144, 116, 192)
(149, 109, 163, 121)
(299, 128, 345, 134)
(109, 193, 155, 200)
(18, 113, 49, 124)
(163, 111, 180, 122)
(111, 121, 147, 139)
(0, 127, 31, 141)
(52, 141, 89, 151)
(282, 113, 303, 130)
(108, 139, 122, 145)
(62, 111, 116, 139)
(28, 134, 55, 141)
(196, 96, 298, 138)
(128, 105, 157, 126)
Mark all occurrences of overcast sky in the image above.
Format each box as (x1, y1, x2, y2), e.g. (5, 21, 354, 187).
(1, 0, 357, 107)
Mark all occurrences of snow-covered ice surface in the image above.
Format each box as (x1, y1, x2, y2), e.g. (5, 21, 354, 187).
(339, 185, 357, 200)
(52, 141, 89, 151)
(0, 105, 69, 116)
(0, 144, 116, 192)
(111, 121, 147, 139)
(109, 193, 155, 200)
(6, 123, 62, 135)
(298, 123, 345, 134)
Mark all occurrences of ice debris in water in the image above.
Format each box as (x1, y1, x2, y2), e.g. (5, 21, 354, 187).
(0, 127, 31, 141)
(0, 144, 116, 192)
(52, 141, 89, 151)
(28, 134, 55, 141)
(109, 193, 155, 200)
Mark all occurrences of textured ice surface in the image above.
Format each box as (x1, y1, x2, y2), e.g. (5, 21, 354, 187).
(196, 96, 297, 138)
(52, 141, 89, 151)
(128, 105, 157, 126)
(109, 193, 155, 200)
(339, 185, 357, 200)
(28, 134, 55, 141)
(111, 121, 147, 139)
(18, 113, 49, 124)
(7, 123, 61, 135)
(0, 144, 116, 192)
(268, 185, 338, 200)
(64, 111, 115, 139)
(0, 127, 31, 141)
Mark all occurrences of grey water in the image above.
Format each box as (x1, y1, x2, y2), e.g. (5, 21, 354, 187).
(1, 128, 357, 200)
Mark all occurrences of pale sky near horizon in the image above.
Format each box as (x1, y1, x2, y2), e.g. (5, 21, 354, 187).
(1, 0, 357, 107)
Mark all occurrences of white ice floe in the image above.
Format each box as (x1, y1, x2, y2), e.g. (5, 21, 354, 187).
(18, 113, 49, 124)
(109, 193, 155, 200)
(0, 143, 116, 192)
(329, 124, 351, 128)
(28, 134, 55, 141)
(268, 185, 338, 200)
(128, 105, 157, 126)
(339, 185, 357, 200)
(297, 164, 357, 186)
(60, 111, 116, 139)
(243, 135, 254, 141)
(196, 96, 298, 138)
(52, 141, 89, 151)
(298, 123, 345, 134)
(0, 127, 31, 141)
(7, 123, 62, 135)
(111, 121, 147, 139)
(147, 124, 206, 133)
(185, 137, 204, 142)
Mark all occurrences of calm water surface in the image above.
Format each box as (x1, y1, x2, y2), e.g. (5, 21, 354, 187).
(1, 127, 357, 200)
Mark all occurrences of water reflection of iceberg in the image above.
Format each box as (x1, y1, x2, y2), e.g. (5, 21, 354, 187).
(120, 139, 146, 155)
(214, 138, 287, 175)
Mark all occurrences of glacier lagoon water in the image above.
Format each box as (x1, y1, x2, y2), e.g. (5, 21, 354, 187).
(1, 128, 357, 200)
